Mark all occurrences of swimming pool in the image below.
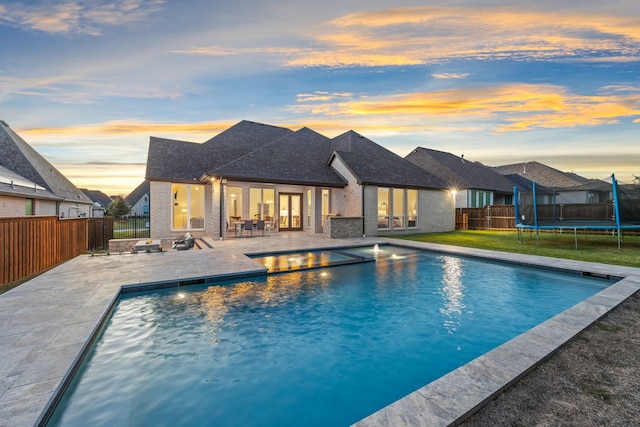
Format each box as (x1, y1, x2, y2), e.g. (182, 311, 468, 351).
(46, 245, 615, 426)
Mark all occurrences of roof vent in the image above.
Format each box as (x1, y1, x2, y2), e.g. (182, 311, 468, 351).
(461, 154, 465, 163)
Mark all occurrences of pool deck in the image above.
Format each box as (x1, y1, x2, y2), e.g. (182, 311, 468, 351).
(1, 234, 639, 427)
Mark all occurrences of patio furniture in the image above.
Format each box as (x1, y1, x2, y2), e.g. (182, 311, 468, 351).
(256, 220, 265, 236)
(242, 220, 253, 237)
(173, 232, 194, 250)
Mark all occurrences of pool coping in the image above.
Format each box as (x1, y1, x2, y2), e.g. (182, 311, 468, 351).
(1, 236, 638, 427)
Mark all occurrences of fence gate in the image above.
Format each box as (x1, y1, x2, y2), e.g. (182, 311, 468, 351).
(87, 216, 114, 251)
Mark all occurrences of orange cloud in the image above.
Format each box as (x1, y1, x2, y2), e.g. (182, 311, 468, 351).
(292, 83, 640, 132)
(19, 120, 235, 139)
(285, 7, 640, 67)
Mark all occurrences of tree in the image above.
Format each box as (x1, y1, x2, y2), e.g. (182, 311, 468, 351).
(107, 196, 130, 218)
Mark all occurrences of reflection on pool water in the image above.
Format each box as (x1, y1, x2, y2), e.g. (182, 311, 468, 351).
(47, 245, 615, 427)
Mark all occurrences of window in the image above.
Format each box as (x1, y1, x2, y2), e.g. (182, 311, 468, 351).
(393, 188, 405, 228)
(172, 183, 205, 230)
(378, 188, 418, 230)
(228, 186, 243, 224)
(249, 187, 275, 222)
(377, 187, 390, 229)
(321, 189, 330, 223)
(470, 190, 491, 208)
(25, 198, 34, 216)
(407, 189, 418, 227)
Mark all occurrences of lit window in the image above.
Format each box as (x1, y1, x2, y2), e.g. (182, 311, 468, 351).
(377, 188, 390, 229)
(172, 183, 205, 230)
(393, 189, 405, 228)
(407, 189, 418, 227)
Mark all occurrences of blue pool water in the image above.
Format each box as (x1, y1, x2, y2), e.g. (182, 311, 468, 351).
(48, 246, 613, 426)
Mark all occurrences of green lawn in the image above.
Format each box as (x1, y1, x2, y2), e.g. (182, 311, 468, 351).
(396, 230, 640, 268)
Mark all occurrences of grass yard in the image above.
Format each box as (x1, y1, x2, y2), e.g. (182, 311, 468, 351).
(396, 230, 640, 268)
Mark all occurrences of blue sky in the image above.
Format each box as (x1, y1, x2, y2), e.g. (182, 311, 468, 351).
(1, 0, 639, 195)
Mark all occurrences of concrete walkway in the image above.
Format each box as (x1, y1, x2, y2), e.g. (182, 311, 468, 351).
(1, 234, 639, 427)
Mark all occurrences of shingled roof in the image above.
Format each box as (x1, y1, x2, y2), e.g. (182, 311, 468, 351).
(80, 188, 113, 209)
(145, 121, 292, 182)
(145, 137, 207, 181)
(0, 165, 60, 200)
(125, 180, 150, 206)
(0, 121, 91, 204)
(493, 161, 591, 188)
(210, 127, 347, 186)
(331, 131, 446, 189)
(405, 147, 513, 193)
(146, 121, 449, 190)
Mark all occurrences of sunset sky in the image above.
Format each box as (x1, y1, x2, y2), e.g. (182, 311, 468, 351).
(1, 0, 639, 196)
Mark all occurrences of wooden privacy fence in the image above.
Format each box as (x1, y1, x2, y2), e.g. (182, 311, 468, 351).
(459, 205, 516, 230)
(1, 216, 92, 286)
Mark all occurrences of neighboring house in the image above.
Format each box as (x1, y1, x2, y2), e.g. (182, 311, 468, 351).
(502, 174, 556, 204)
(145, 120, 454, 239)
(405, 147, 514, 208)
(494, 161, 610, 204)
(0, 120, 93, 218)
(81, 188, 113, 217)
(0, 165, 60, 217)
(554, 180, 613, 204)
(125, 180, 150, 216)
(493, 161, 591, 189)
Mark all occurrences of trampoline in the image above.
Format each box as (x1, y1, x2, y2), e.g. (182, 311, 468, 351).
(515, 174, 640, 249)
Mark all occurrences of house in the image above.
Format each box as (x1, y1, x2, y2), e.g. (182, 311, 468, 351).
(494, 161, 610, 204)
(405, 147, 514, 208)
(145, 120, 454, 239)
(81, 188, 112, 217)
(493, 161, 591, 189)
(502, 174, 556, 204)
(0, 120, 93, 217)
(0, 165, 59, 216)
(125, 180, 150, 216)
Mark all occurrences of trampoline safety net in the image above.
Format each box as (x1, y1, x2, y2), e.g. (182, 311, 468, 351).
(515, 174, 640, 229)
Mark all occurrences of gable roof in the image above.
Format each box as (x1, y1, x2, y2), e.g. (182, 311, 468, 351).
(210, 127, 347, 187)
(0, 121, 92, 204)
(406, 147, 513, 193)
(331, 131, 446, 189)
(145, 121, 292, 182)
(124, 180, 150, 206)
(493, 161, 591, 188)
(145, 136, 206, 181)
(80, 188, 113, 209)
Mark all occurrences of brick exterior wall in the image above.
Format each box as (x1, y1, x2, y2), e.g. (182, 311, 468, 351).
(150, 179, 454, 239)
(150, 181, 172, 239)
(328, 156, 362, 216)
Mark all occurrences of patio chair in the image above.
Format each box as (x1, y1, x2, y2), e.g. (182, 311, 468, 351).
(256, 220, 265, 236)
(242, 220, 253, 237)
(173, 232, 194, 250)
